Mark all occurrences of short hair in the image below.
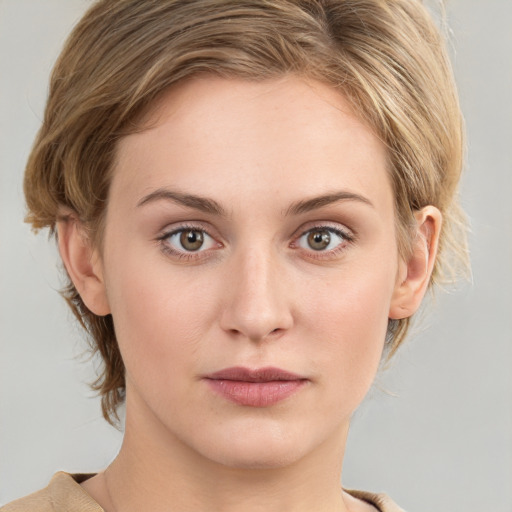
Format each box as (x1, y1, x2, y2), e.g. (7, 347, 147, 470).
(24, 0, 468, 424)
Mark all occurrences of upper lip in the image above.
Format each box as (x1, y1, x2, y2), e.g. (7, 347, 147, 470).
(205, 366, 306, 382)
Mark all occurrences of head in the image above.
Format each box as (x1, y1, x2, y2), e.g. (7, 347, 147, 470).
(25, 0, 467, 426)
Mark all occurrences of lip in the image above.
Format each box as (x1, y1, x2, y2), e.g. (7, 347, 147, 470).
(204, 366, 308, 407)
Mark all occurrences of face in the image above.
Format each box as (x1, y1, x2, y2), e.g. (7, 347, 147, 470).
(98, 76, 404, 469)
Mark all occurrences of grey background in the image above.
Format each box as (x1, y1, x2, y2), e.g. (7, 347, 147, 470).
(1, 1, 511, 510)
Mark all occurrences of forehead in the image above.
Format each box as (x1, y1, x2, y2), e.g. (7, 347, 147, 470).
(111, 75, 392, 213)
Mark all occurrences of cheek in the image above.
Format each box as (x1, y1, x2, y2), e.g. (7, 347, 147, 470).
(104, 253, 220, 382)
(303, 264, 395, 408)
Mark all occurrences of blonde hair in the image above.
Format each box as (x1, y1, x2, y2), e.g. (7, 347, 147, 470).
(24, 0, 467, 424)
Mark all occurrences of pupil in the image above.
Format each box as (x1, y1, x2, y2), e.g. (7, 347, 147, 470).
(308, 230, 330, 250)
(181, 230, 204, 251)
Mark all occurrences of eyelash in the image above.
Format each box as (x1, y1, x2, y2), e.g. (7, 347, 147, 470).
(291, 224, 354, 260)
(157, 223, 220, 261)
(157, 223, 355, 261)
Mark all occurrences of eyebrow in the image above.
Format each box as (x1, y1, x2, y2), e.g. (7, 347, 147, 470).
(136, 188, 226, 216)
(285, 191, 374, 216)
(136, 188, 373, 217)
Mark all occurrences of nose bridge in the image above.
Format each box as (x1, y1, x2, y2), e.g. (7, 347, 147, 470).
(221, 242, 293, 341)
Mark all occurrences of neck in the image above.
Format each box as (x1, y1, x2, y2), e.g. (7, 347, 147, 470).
(102, 394, 353, 512)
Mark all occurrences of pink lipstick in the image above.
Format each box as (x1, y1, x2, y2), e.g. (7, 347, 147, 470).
(204, 367, 307, 407)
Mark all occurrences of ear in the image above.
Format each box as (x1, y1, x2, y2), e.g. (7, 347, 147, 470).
(56, 213, 111, 316)
(389, 206, 442, 320)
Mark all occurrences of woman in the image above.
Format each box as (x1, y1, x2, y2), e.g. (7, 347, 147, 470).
(2, 1, 467, 511)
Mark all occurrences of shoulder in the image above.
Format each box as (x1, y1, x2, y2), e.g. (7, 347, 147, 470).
(346, 489, 407, 512)
(0, 472, 103, 512)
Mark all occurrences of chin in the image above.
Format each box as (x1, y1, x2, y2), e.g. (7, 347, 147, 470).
(208, 444, 305, 471)
(190, 420, 318, 471)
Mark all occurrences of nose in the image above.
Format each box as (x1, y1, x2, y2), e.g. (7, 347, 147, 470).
(219, 247, 294, 342)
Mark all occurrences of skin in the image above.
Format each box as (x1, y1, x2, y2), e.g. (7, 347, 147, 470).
(58, 76, 440, 512)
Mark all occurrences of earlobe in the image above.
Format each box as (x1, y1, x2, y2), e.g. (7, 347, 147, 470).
(56, 213, 110, 316)
(389, 206, 442, 320)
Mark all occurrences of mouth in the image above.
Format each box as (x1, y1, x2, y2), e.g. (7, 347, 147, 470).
(203, 366, 308, 407)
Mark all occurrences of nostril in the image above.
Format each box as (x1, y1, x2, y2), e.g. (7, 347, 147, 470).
(218, 284, 294, 341)
(264, 328, 284, 339)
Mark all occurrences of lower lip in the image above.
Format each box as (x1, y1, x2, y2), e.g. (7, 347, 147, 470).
(206, 379, 306, 407)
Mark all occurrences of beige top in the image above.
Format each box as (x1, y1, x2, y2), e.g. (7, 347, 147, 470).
(0, 472, 405, 512)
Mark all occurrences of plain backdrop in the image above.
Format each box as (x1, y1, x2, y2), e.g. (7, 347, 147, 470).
(1, 1, 511, 510)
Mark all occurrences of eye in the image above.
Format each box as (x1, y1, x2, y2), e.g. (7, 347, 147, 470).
(297, 227, 348, 252)
(165, 228, 217, 253)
